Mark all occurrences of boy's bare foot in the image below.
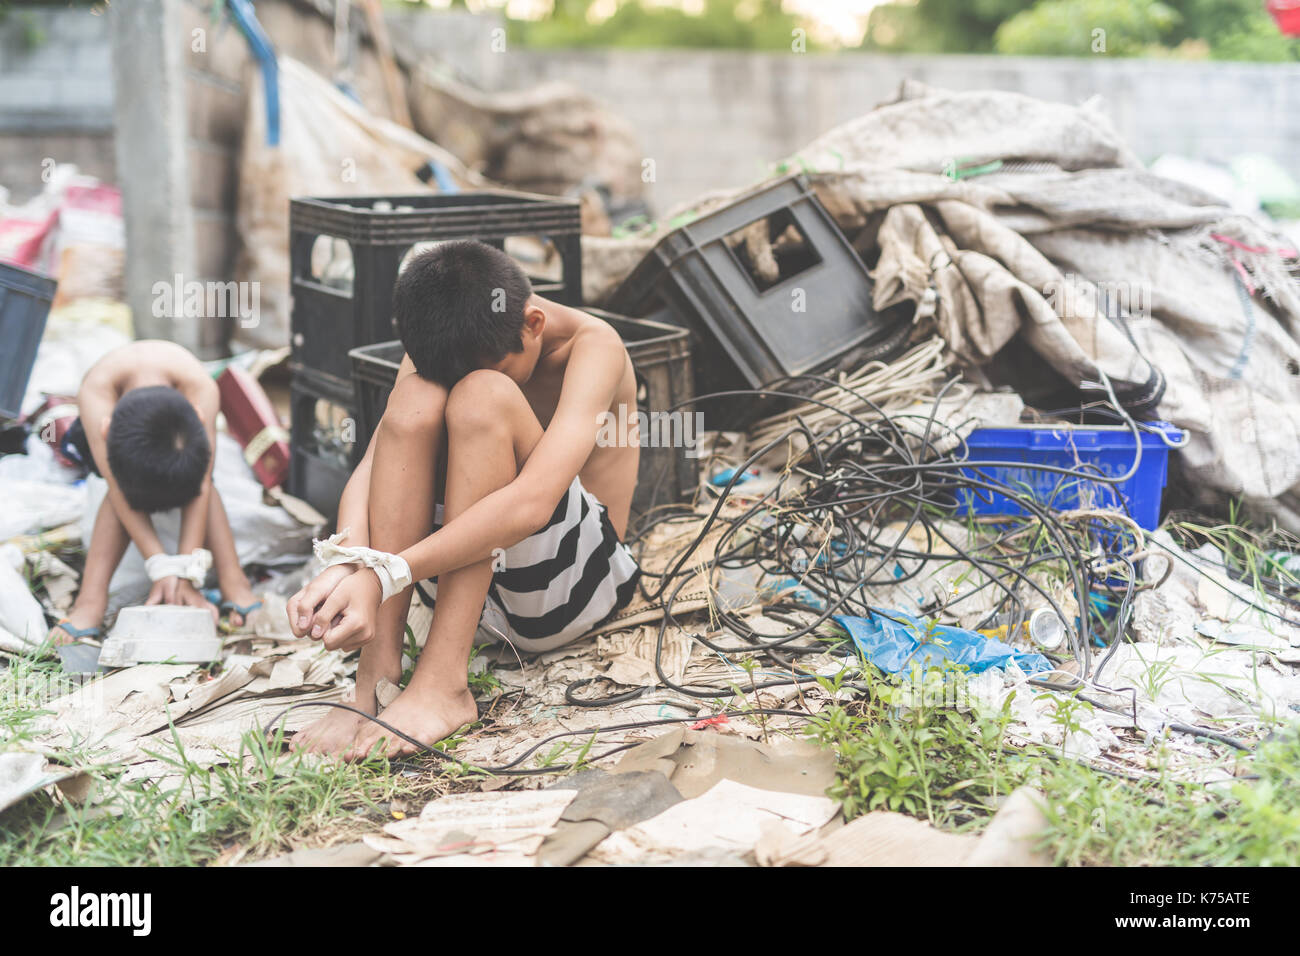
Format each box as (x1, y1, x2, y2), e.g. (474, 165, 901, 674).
(345, 685, 478, 761)
(48, 603, 106, 646)
(290, 706, 368, 755)
(290, 691, 375, 755)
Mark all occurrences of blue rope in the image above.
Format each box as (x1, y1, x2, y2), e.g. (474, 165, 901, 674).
(226, 0, 280, 147)
(1229, 268, 1257, 381)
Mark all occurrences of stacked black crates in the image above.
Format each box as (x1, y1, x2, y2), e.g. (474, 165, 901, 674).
(287, 191, 583, 518)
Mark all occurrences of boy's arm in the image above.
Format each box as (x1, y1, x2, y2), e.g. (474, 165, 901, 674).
(284, 374, 389, 635)
(331, 350, 422, 550)
(173, 377, 221, 558)
(335, 433, 376, 547)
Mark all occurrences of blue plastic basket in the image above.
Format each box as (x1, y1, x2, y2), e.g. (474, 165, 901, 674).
(956, 422, 1185, 531)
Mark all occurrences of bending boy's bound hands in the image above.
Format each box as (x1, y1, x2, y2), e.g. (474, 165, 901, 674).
(146, 576, 218, 621)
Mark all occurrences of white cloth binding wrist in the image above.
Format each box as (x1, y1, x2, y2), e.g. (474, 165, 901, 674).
(313, 529, 413, 602)
(144, 548, 213, 587)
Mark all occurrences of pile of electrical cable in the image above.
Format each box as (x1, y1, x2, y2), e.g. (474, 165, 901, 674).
(616, 373, 1163, 710)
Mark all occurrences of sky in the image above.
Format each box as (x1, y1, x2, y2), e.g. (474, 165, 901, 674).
(783, 0, 885, 45)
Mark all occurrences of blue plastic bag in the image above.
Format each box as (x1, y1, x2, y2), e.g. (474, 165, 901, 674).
(835, 610, 1052, 676)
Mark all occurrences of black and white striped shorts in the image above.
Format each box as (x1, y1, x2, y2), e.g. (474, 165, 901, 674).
(417, 478, 641, 652)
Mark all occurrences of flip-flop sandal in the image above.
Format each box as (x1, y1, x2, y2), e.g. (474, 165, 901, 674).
(50, 619, 102, 644)
(219, 599, 264, 634)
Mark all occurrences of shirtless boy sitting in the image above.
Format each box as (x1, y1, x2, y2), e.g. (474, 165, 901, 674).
(287, 240, 641, 759)
(51, 340, 260, 644)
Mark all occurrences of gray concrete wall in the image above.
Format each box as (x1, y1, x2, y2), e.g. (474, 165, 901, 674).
(104, 0, 496, 355)
(495, 49, 1300, 211)
(0, 6, 114, 202)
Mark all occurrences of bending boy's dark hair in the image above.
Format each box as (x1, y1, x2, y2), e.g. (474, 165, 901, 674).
(393, 240, 532, 386)
(107, 386, 211, 513)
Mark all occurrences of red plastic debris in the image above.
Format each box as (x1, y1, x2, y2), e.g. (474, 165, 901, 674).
(1268, 0, 1300, 36)
(217, 365, 290, 489)
(689, 714, 730, 731)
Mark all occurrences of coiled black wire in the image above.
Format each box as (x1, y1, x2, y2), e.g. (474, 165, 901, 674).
(570, 372, 1146, 710)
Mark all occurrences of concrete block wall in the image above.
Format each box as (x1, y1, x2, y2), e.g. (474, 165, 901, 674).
(182, 1, 250, 327)
(496, 50, 1300, 211)
(0, 6, 114, 202)
(107, 0, 496, 355)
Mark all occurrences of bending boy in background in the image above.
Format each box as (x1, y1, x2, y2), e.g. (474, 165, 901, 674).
(51, 340, 260, 643)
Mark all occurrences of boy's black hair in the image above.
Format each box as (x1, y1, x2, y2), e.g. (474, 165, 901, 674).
(106, 386, 211, 513)
(393, 240, 533, 386)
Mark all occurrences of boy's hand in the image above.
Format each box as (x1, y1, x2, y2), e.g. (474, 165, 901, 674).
(304, 568, 383, 652)
(287, 563, 356, 638)
(146, 575, 181, 607)
(146, 577, 218, 622)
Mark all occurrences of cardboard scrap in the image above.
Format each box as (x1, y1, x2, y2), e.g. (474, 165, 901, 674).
(798, 810, 979, 866)
(27, 550, 79, 613)
(363, 789, 578, 866)
(612, 727, 838, 798)
(963, 788, 1053, 867)
(585, 778, 837, 865)
(596, 625, 693, 687)
(249, 593, 295, 640)
(33, 663, 197, 751)
(537, 769, 684, 866)
(30, 643, 351, 781)
(556, 769, 684, 830)
(754, 819, 830, 866)
(244, 842, 383, 868)
(753, 787, 1052, 868)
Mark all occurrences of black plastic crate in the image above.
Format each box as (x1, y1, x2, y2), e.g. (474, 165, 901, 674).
(608, 174, 906, 426)
(0, 262, 57, 419)
(287, 378, 361, 521)
(289, 190, 583, 396)
(349, 310, 699, 519)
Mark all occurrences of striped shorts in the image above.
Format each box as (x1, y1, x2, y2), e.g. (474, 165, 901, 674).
(417, 478, 641, 652)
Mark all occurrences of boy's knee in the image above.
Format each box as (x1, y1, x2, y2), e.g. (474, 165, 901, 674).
(446, 369, 521, 432)
(381, 375, 448, 440)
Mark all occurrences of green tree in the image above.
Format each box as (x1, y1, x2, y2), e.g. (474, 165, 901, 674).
(861, 0, 1038, 54)
(860, 0, 1299, 61)
(1172, 0, 1300, 60)
(993, 0, 1180, 56)
(511, 0, 814, 51)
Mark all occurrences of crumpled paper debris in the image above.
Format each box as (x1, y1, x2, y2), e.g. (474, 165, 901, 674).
(585, 779, 837, 865)
(363, 789, 577, 866)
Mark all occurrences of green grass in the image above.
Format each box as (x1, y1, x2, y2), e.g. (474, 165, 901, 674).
(804, 664, 1026, 828)
(401, 627, 502, 701)
(0, 641, 468, 866)
(0, 722, 432, 866)
(0, 647, 68, 746)
(805, 663, 1300, 866)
